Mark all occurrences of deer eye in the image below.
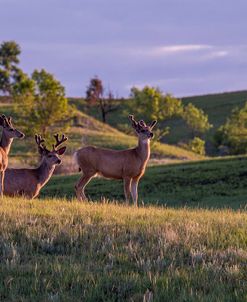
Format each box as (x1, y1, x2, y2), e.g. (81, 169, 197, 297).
(9, 129, 14, 132)
(48, 154, 53, 158)
(141, 129, 145, 133)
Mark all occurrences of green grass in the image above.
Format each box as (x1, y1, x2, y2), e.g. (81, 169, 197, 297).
(41, 156, 247, 210)
(0, 198, 246, 301)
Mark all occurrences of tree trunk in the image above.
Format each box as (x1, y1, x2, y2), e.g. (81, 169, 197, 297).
(101, 107, 106, 123)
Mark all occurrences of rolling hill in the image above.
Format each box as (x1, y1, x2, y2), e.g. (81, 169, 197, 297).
(0, 99, 202, 171)
(70, 90, 247, 150)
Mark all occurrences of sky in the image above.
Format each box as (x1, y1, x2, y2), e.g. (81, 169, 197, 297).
(0, 0, 247, 97)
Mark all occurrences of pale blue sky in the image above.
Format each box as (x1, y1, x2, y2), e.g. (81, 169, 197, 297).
(1, 0, 247, 97)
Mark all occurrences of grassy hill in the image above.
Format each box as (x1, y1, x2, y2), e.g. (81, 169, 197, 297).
(41, 155, 247, 210)
(166, 90, 247, 145)
(2, 90, 247, 162)
(0, 198, 246, 301)
(70, 90, 247, 149)
(0, 100, 202, 169)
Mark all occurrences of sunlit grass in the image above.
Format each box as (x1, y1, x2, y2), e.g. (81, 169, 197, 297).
(0, 197, 246, 301)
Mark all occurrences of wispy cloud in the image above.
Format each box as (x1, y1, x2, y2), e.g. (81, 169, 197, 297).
(151, 44, 212, 55)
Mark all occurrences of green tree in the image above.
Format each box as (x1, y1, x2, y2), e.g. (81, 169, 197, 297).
(14, 69, 70, 137)
(130, 86, 183, 121)
(129, 86, 183, 141)
(215, 102, 247, 154)
(0, 41, 22, 95)
(182, 103, 212, 136)
(86, 77, 117, 123)
(129, 86, 212, 149)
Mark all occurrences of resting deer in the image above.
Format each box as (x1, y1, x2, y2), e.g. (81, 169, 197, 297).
(74, 115, 157, 206)
(4, 134, 67, 199)
(0, 114, 25, 196)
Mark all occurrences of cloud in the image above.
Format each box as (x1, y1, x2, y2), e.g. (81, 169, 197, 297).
(151, 44, 212, 55)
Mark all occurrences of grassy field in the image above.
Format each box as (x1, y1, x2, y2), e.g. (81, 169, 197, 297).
(40, 156, 247, 210)
(0, 198, 246, 301)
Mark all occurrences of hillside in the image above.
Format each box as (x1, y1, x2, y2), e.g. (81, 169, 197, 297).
(70, 90, 247, 149)
(41, 155, 247, 210)
(0, 100, 202, 170)
(0, 198, 246, 301)
(166, 90, 247, 144)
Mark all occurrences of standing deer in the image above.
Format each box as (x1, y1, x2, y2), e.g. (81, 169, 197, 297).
(0, 114, 25, 196)
(4, 134, 67, 198)
(74, 115, 157, 206)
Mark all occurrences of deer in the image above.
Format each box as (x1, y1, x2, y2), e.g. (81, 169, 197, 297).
(0, 114, 25, 197)
(74, 115, 157, 206)
(4, 133, 67, 199)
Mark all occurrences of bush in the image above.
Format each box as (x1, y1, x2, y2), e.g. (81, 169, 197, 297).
(214, 102, 247, 154)
(187, 137, 206, 155)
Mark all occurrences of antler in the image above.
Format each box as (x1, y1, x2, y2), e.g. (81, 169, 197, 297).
(52, 134, 68, 150)
(1, 114, 13, 128)
(129, 114, 138, 127)
(129, 115, 135, 122)
(138, 120, 146, 127)
(35, 134, 45, 148)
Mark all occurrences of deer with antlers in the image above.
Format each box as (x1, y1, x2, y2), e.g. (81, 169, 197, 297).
(4, 134, 67, 199)
(0, 114, 25, 197)
(74, 115, 157, 206)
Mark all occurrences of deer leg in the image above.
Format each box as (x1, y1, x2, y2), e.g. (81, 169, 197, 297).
(75, 172, 95, 202)
(123, 177, 132, 204)
(0, 171, 4, 198)
(131, 177, 140, 207)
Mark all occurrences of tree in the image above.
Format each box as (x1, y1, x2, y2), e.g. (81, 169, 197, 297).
(0, 41, 22, 95)
(86, 77, 118, 123)
(14, 69, 71, 137)
(129, 86, 183, 142)
(214, 102, 247, 154)
(129, 86, 212, 147)
(182, 103, 212, 136)
(130, 86, 183, 121)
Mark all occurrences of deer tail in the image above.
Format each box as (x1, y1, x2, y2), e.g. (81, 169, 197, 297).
(73, 151, 81, 172)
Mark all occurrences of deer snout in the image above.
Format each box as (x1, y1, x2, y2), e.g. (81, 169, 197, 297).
(19, 132, 25, 139)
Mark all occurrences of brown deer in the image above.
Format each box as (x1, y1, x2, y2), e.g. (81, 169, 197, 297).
(0, 114, 25, 197)
(74, 115, 157, 206)
(4, 134, 67, 199)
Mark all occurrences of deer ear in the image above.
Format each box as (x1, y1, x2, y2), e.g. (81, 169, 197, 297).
(56, 146, 66, 155)
(150, 120, 157, 129)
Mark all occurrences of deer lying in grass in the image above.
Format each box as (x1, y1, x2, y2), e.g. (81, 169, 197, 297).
(4, 134, 67, 199)
(74, 115, 157, 206)
(0, 114, 25, 197)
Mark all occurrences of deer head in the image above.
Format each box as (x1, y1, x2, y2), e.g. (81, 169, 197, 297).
(35, 133, 67, 166)
(0, 114, 25, 139)
(129, 115, 157, 141)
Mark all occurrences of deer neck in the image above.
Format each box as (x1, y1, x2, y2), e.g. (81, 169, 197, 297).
(36, 160, 56, 187)
(136, 138, 150, 163)
(0, 132, 13, 155)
